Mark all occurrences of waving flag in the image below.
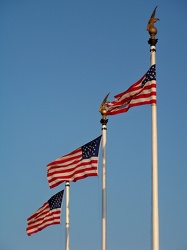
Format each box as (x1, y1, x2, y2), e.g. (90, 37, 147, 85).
(47, 136, 102, 188)
(26, 190, 64, 236)
(105, 64, 156, 115)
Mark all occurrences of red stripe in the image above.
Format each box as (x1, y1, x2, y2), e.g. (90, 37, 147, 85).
(49, 173, 98, 189)
(27, 222, 60, 236)
(47, 159, 98, 176)
(47, 148, 81, 167)
(26, 210, 61, 235)
(48, 166, 98, 182)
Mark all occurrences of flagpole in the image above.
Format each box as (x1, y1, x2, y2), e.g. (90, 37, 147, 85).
(147, 7, 159, 250)
(99, 94, 109, 250)
(65, 181, 70, 250)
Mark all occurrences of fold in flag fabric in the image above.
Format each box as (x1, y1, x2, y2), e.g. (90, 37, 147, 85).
(105, 64, 156, 115)
(47, 135, 102, 189)
(26, 190, 64, 236)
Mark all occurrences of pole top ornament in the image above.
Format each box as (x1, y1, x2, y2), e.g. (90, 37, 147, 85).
(99, 93, 110, 120)
(147, 6, 159, 39)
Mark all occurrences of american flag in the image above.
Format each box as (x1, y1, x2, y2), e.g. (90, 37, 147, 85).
(105, 64, 156, 115)
(26, 190, 64, 236)
(47, 135, 102, 189)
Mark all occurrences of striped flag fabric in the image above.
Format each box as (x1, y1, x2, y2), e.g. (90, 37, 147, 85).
(26, 190, 64, 236)
(105, 64, 156, 115)
(47, 135, 102, 189)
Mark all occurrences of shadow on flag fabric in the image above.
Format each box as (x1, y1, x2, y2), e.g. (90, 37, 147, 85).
(26, 190, 64, 236)
(105, 64, 156, 115)
(47, 135, 102, 189)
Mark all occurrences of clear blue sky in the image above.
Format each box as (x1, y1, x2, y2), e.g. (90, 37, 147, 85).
(1, 1, 187, 250)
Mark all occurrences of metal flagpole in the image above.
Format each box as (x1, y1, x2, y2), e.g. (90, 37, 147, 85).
(65, 181, 70, 250)
(146, 7, 159, 250)
(99, 94, 109, 250)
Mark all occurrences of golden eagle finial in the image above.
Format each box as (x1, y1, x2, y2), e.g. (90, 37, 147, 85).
(99, 93, 110, 119)
(146, 6, 159, 39)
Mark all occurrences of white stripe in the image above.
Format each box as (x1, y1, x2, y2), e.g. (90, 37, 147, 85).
(48, 157, 98, 174)
(28, 208, 61, 226)
(115, 81, 156, 102)
(27, 217, 60, 234)
(48, 163, 98, 181)
(49, 170, 98, 186)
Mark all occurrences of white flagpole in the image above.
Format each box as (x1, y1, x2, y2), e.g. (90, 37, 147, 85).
(99, 94, 109, 250)
(65, 181, 70, 250)
(147, 7, 159, 250)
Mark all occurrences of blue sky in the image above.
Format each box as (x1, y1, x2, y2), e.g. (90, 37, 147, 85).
(0, 1, 187, 250)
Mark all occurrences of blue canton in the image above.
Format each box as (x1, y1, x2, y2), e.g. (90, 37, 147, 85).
(82, 136, 102, 160)
(48, 190, 64, 210)
(142, 64, 156, 87)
